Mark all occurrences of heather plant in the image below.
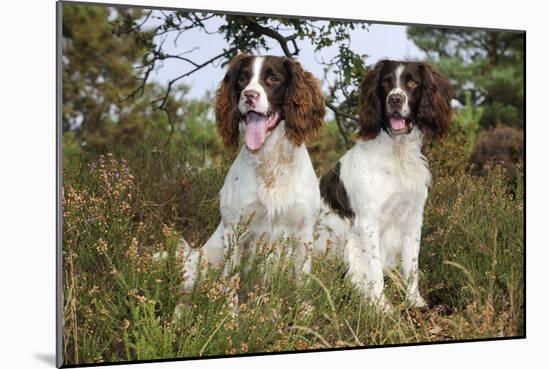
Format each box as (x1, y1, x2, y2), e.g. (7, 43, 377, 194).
(62, 143, 524, 364)
(62, 154, 183, 363)
(469, 125, 524, 183)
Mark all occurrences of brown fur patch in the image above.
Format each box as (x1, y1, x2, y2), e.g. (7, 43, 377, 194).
(214, 53, 250, 150)
(320, 162, 355, 219)
(283, 59, 325, 145)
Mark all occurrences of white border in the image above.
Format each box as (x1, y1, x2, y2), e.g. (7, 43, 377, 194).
(1, 1, 546, 368)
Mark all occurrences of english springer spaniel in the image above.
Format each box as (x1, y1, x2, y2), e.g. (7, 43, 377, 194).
(181, 54, 325, 292)
(315, 60, 452, 311)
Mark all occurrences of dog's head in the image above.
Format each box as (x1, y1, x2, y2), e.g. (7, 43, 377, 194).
(357, 60, 452, 140)
(215, 54, 325, 151)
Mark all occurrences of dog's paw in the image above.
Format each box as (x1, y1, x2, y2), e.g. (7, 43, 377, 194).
(378, 298, 395, 314)
(367, 295, 394, 314)
(298, 257, 312, 275)
(406, 293, 428, 310)
(180, 247, 201, 294)
(152, 251, 168, 261)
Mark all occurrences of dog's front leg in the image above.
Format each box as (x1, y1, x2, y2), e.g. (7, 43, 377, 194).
(348, 219, 390, 311)
(401, 211, 427, 308)
(293, 226, 313, 275)
(281, 204, 316, 275)
(220, 225, 243, 277)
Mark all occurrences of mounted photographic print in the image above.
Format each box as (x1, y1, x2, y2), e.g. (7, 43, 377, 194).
(57, 0, 525, 366)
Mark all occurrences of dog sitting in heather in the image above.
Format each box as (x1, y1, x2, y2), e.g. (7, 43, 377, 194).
(315, 60, 452, 311)
(180, 54, 325, 292)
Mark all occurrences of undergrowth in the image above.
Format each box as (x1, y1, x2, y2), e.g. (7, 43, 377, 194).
(61, 122, 524, 365)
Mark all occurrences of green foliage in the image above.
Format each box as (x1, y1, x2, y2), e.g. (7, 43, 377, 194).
(407, 27, 524, 129)
(217, 15, 367, 61)
(454, 91, 483, 153)
(422, 166, 524, 330)
(62, 154, 184, 363)
(62, 137, 524, 365)
(423, 120, 469, 179)
(309, 120, 349, 175)
(62, 4, 146, 148)
(479, 64, 524, 127)
(114, 131, 228, 246)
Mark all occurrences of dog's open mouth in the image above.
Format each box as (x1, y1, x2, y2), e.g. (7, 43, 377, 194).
(243, 111, 281, 151)
(388, 112, 413, 135)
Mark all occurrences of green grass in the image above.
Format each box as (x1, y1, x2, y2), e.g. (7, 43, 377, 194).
(61, 124, 524, 365)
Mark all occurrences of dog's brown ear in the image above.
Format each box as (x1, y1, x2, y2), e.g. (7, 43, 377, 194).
(214, 53, 249, 149)
(357, 61, 387, 140)
(418, 63, 453, 139)
(283, 58, 325, 145)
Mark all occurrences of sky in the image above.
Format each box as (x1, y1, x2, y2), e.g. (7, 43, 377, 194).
(141, 12, 426, 99)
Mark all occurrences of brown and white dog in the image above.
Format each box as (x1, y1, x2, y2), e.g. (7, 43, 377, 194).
(315, 60, 452, 310)
(181, 54, 325, 291)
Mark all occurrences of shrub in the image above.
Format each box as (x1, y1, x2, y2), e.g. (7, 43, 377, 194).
(62, 152, 524, 364)
(62, 118, 524, 365)
(110, 131, 229, 246)
(421, 165, 524, 336)
(469, 125, 524, 180)
(423, 119, 469, 179)
(62, 154, 183, 364)
(454, 91, 484, 153)
(309, 120, 349, 176)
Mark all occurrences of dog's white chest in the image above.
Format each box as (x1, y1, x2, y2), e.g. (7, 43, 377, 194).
(342, 131, 431, 222)
(220, 124, 312, 224)
(255, 148, 296, 218)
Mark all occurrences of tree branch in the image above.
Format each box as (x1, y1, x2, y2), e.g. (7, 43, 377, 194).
(326, 101, 358, 122)
(246, 21, 299, 58)
(150, 49, 234, 133)
(325, 101, 355, 149)
(333, 109, 351, 150)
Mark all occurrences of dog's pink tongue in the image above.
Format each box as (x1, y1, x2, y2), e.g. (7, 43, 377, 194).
(245, 112, 269, 151)
(390, 116, 406, 130)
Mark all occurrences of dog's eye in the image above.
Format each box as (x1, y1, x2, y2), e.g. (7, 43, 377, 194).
(407, 80, 418, 89)
(267, 75, 280, 83)
(238, 75, 248, 85)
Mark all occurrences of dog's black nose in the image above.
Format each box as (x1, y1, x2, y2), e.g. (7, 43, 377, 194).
(388, 93, 404, 107)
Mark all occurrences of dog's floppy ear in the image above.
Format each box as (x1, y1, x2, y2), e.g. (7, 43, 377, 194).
(418, 63, 452, 139)
(357, 61, 386, 140)
(215, 53, 249, 149)
(283, 58, 325, 145)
